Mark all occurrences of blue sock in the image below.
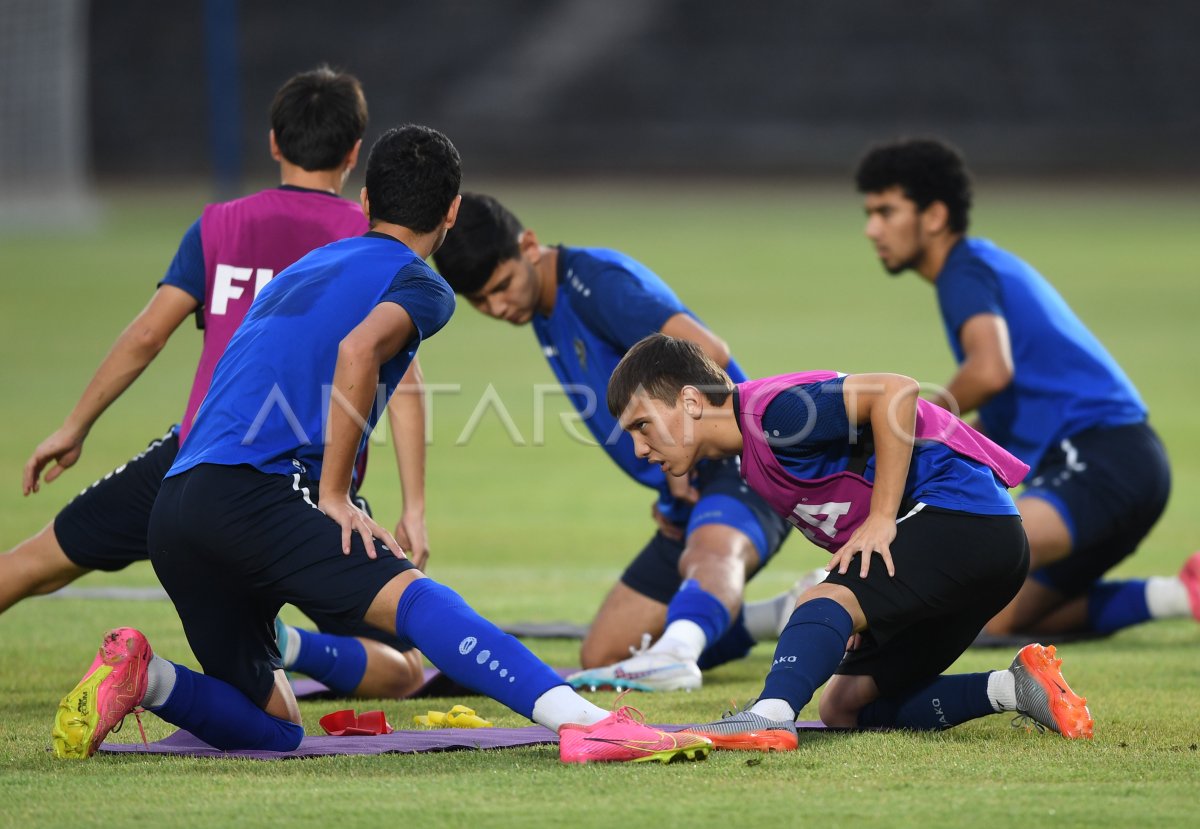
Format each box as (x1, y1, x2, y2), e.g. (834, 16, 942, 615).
(697, 608, 755, 670)
(289, 628, 368, 695)
(760, 598, 853, 714)
(395, 578, 563, 719)
(666, 579, 731, 646)
(857, 673, 994, 730)
(149, 662, 304, 751)
(1087, 580, 1151, 633)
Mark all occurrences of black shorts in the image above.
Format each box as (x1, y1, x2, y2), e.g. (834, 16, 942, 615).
(831, 507, 1029, 697)
(148, 464, 415, 705)
(54, 428, 179, 571)
(53, 429, 412, 652)
(620, 458, 791, 604)
(1022, 422, 1170, 596)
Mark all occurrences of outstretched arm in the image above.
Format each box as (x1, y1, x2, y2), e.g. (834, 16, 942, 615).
(386, 356, 429, 569)
(23, 285, 198, 495)
(929, 313, 1013, 416)
(320, 301, 415, 559)
(826, 372, 921, 578)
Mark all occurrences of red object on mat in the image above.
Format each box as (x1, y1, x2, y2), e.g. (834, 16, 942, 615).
(319, 709, 394, 736)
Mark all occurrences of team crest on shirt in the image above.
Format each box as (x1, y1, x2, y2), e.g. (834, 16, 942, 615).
(573, 337, 587, 371)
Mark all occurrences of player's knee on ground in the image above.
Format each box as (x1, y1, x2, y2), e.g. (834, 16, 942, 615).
(579, 632, 635, 669)
(817, 676, 873, 728)
(353, 640, 425, 698)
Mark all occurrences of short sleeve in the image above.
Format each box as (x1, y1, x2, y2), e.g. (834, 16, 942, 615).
(380, 262, 456, 341)
(571, 268, 686, 349)
(761, 378, 852, 453)
(158, 219, 205, 303)
(936, 257, 1003, 336)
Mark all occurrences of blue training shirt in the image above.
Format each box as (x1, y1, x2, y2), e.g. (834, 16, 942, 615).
(159, 219, 205, 303)
(169, 233, 455, 481)
(761, 377, 1017, 515)
(937, 238, 1146, 471)
(531, 246, 747, 519)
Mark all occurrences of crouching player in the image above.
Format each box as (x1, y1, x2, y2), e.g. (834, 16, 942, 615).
(49, 127, 710, 765)
(607, 334, 1095, 750)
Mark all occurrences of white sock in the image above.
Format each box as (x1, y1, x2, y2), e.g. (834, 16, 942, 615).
(987, 669, 1017, 713)
(1145, 576, 1191, 619)
(748, 698, 796, 722)
(647, 620, 707, 662)
(744, 593, 794, 641)
(531, 685, 609, 732)
(142, 655, 177, 708)
(278, 622, 301, 669)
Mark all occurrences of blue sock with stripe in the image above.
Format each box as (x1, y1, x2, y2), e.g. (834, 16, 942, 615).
(395, 577, 563, 720)
(857, 672, 995, 730)
(1086, 579, 1151, 633)
(149, 662, 304, 751)
(287, 628, 368, 695)
(758, 598, 853, 716)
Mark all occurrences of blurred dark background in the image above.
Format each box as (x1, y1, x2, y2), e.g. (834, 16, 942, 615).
(87, 0, 1200, 186)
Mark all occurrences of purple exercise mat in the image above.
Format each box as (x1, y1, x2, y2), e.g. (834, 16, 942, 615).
(291, 666, 577, 701)
(99, 721, 829, 760)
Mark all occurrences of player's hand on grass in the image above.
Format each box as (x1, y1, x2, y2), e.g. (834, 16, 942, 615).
(395, 508, 429, 571)
(319, 495, 407, 560)
(826, 514, 897, 578)
(23, 426, 86, 495)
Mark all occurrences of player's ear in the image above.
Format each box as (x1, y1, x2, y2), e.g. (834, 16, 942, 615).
(268, 130, 283, 162)
(922, 200, 950, 235)
(680, 385, 704, 419)
(519, 229, 540, 261)
(359, 187, 370, 221)
(444, 194, 462, 230)
(343, 139, 363, 172)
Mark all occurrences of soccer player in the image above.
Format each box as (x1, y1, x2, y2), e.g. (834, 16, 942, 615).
(432, 194, 793, 692)
(855, 138, 1199, 637)
(51, 125, 711, 765)
(5, 66, 428, 699)
(606, 333, 1094, 749)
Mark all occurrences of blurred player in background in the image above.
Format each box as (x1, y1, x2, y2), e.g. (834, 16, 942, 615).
(434, 193, 797, 692)
(52, 126, 711, 765)
(3, 66, 430, 699)
(855, 137, 1199, 637)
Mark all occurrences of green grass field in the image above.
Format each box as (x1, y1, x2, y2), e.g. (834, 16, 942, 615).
(1, 181, 1198, 828)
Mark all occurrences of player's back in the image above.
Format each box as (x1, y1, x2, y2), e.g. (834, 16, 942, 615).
(182, 187, 367, 439)
(938, 238, 1146, 468)
(172, 234, 453, 482)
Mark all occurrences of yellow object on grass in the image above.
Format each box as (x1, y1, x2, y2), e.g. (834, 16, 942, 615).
(413, 704, 493, 728)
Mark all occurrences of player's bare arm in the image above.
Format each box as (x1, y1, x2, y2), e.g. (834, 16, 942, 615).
(23, 284, 198, 495)
(827, 373, 920, 578)
(931, 312, 1013, 415)
(387, 357, 430, 569)
(659, 312, 731, 368)
(319, 301, 415, 559)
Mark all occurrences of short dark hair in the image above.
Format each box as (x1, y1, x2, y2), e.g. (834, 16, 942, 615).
(269, 66, 368, 171)
(607, 334, 734, 417)
(432, 193, 524, 294)
(364, 125, 462, 232)
(854, 138, 973, 233)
